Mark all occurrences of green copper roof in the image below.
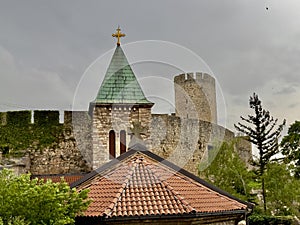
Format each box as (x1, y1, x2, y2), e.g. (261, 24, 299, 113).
(94, 46, 152, 104)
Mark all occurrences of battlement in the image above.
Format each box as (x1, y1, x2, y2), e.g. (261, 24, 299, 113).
(0, 110, 89, 127)
(174, 72, 215, 84)
(174, 73, 193, 83)
(195, 72, 215, 84)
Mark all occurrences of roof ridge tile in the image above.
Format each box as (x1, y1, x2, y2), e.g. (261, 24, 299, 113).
(108, 157, 141, 217)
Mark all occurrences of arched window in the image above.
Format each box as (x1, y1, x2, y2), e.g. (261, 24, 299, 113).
(109, 130, 116, 159)
(120, 130, 126, 154)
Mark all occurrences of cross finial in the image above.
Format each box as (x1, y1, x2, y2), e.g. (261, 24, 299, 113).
(112, 26, 126, 46)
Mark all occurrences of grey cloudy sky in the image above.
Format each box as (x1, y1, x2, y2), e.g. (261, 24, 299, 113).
(0, 0, 299, 130)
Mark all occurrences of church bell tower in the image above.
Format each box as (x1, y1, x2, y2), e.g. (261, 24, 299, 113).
(89, 27, 154, 169)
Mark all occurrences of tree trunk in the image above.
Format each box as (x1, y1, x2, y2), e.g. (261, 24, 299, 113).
(262, 177, 267, 213)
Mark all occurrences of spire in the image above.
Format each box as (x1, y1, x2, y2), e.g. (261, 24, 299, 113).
(94, 34, 152, 105)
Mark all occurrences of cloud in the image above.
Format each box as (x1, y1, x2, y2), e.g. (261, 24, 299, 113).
(0, 46, 73, 110)
(288, 103, 299, 109)
(274, 85, 297, 95)
(1, 0, 300, 127)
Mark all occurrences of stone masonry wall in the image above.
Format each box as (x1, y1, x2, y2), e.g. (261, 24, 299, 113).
(29, 111, 92, 175)
(235, 135, 253, 167)
(174, 73, 217, 124)
(0, 110, 92, 175)
(64, 111, 93, 167)
(91, 104, 152, 169)
(29, 139, 90, 175)
(1, 109, 250, 176)
(150, 114, 234, 176)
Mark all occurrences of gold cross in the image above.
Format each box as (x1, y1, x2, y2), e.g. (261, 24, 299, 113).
(112, 26, 126, 46)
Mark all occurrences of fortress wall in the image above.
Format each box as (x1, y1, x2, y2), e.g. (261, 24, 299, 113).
(64, 111, 93, 167)
(29, 110, 92, 175)
(0, 110, 92, 175)
(1, 106, 250, 176)
(150, 114, 234, 176)
(29, 140, 90, 175)
(235, 136, 253, 167)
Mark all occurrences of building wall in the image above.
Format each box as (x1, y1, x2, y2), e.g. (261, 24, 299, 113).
(76, 214, 243, 225)
(90, 104, 152, 169)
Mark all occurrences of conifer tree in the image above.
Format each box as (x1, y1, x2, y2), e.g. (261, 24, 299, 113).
(234, 93, 286, 213)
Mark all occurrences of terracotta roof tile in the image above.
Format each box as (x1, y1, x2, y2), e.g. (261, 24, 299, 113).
(31, 174, 85, 185)
(74, 149, 251, 220)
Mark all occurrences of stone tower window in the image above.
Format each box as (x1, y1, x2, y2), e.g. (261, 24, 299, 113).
(109, 130, 116, 159)
(120, 130, 126, 154)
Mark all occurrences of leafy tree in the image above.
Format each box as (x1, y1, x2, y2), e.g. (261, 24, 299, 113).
(0, 217, 28, 225)
(280, 120, 300, 179)
(0, 169, 90, 225)
(264, 163, 300, 217)
(234, 93, 286, 213)
(199, 141, 254, 202)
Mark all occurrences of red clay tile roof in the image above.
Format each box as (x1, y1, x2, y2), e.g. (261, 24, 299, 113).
(32, 174, 85, 185)
(73, 146, 251, 220)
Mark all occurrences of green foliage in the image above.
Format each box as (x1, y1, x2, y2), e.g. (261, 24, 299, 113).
(0, 169, 90, 225)
(249, 214, 292, 225)
(234, 93, 286, 212)
(264, 163, 300, 217)
(0, 217, 29, 225)
(281, 120, 300, 179)
(199, 141, 254, 202)
(0, 111, 64, 157)
(199, 94, 300, 220)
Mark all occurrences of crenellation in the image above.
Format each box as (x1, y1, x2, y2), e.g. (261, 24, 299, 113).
(0, 112, 7, 126)
(195, 72, 215, 83)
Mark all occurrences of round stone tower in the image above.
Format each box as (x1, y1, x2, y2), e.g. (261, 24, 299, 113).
(174, 72, 217, 124)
